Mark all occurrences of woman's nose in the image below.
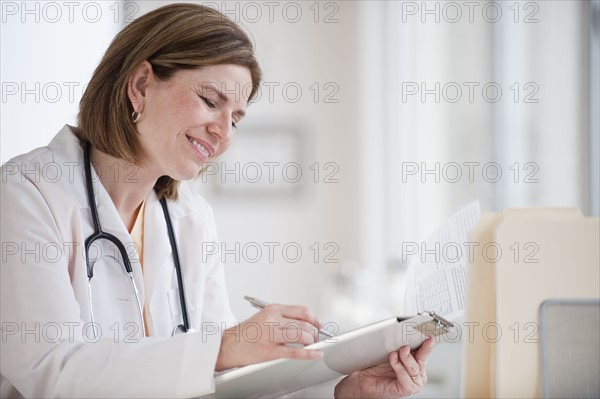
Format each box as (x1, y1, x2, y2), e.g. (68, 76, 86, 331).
(207, 113, 233, 141)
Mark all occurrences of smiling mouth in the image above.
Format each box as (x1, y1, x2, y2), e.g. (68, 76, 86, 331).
(186, 136, 210, 158)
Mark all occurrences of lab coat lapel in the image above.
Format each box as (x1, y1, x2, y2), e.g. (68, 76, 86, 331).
(142, 188, 196, 322)
(142, 190, 173, 310)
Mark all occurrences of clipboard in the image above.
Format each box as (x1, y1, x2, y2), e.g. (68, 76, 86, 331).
(209, 312, 456, 399)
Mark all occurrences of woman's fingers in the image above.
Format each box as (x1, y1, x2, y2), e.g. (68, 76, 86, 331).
(278, 345, 324, 361)
(261, 304, 320, 345)
(392, 337, 435, 387)
(414, 336, 435, 384)
(388, 350, 422, 396)
(398, 346, 422, 385)
(244, 304, 322, 346)
(414, 335, 435, 363)
(277, 304, 320, 327)
(388, 340, 432, 390)
(217, 303, 324, 370)
(276, 322, 318, 345)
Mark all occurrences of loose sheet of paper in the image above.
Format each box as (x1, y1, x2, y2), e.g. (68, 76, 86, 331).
(403, 201, 481, 321)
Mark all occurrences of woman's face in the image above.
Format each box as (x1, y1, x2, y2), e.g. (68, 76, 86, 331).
(133, 63, 252, 181)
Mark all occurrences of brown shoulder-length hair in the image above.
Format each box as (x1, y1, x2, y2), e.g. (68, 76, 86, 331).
(76, 3, 262, 200)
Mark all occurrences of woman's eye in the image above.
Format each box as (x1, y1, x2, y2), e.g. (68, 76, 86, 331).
(232, 121, 238, 129)
(200, 96, 216, 109)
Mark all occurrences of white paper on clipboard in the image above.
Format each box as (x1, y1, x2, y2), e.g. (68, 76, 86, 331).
(404, 200, 481, 320)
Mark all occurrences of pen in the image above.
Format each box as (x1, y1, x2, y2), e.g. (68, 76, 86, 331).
(244, 295, 335, 338)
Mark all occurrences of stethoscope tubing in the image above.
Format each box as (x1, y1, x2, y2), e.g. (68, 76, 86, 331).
(159, 197, 190, 332)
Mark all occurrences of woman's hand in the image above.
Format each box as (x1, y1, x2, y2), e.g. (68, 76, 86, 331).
(333, 336, 435, 398)
(215, 304, 323, 371)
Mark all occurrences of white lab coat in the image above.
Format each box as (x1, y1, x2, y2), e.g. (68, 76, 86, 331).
(0, 125, 237, 398)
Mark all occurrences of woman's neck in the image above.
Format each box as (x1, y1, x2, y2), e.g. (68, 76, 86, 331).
(90, 148, 157, 231)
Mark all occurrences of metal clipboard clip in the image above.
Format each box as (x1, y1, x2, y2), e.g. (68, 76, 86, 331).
(416, 311, 456, 337)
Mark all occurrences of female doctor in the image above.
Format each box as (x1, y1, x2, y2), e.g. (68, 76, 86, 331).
(0, 3, 434, 398)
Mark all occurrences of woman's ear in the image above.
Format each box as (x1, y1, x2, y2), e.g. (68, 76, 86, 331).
(127, 60, 154, 113)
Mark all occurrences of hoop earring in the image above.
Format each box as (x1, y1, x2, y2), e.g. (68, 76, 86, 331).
(131, 111, 141, 123)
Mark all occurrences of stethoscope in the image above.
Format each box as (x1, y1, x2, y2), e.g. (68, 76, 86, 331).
(83, 141, 189, 338)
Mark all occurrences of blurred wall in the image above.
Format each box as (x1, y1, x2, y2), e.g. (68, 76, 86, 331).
(1, 1, 120, 160)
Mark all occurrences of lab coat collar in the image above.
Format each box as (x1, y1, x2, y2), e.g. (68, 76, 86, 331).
(47, 125, 135, 235)
(47, 125, 195, 220)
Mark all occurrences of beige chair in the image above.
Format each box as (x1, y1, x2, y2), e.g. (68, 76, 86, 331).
(540, 299, 600, 399)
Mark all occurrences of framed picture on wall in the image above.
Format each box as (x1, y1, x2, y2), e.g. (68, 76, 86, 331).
(205, 122, 306, 198)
